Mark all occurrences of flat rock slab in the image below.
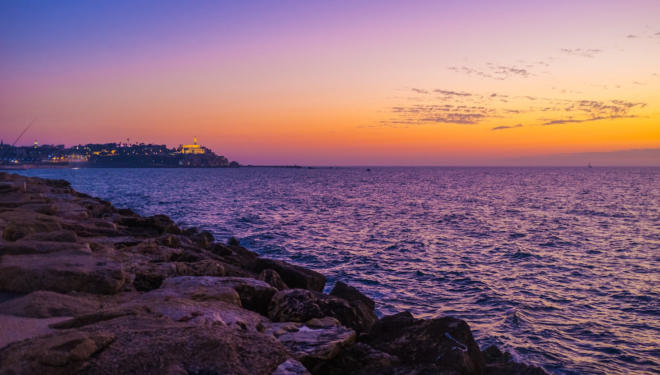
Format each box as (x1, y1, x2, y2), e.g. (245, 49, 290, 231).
(0, 253, 126, 295)
(158, 276, 277, 314)
(0, 291, 103, 318)
(0, 314, 71, 349)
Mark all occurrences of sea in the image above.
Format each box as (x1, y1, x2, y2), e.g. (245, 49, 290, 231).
(16, 167, 660, 375)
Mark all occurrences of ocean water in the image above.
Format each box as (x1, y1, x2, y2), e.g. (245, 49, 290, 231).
(16, 167, 660, 375)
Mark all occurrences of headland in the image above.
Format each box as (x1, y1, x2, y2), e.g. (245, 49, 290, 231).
(0, 172, 547, 374)
(0, 138, 239, 169)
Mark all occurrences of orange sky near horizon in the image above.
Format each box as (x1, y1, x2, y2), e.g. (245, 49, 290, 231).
(1, 1, 659, 165)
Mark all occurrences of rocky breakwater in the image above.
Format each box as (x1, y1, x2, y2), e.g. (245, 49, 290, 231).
(0, 172, 547, 375)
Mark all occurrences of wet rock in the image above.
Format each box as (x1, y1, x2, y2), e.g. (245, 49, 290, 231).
(272, 358, 311, 375)
(258, 268, 289, 290)
(256, 258, 326, 292)
(264, 321, 356, 369)
(0, 291, 102, 318)
(268, 289, 370, 332)
(228, 236, 240, 246)
(0, 253, 127, 295)
(363, 312, 484, 375)
(220, 244, 260, 270)
(330, 281, 377, 332)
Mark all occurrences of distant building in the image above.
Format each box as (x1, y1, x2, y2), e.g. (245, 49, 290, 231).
(179, 137, 206, 154)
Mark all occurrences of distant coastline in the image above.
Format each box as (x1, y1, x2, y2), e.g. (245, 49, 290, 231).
(0, 138, 239, 169)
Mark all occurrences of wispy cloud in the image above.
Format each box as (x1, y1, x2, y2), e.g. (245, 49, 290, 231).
(626, 34, 638, 38)
(448, 63, 531, 80)
(560, 48, 602, 58)
(433, 89, 472, 97)
(492, 124, 523, 131)
(382, 88, 647, 129)
(542, 115, 637, 126)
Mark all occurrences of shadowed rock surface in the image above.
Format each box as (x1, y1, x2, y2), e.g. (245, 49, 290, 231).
(0, 172, 547, 375)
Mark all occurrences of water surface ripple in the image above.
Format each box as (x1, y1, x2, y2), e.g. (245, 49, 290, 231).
(18, 167, 660, 375)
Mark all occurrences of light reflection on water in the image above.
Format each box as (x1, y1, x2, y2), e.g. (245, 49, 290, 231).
(17, 167, 660, 375)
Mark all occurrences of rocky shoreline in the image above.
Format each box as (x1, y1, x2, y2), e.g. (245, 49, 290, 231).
(0, 172, 547, 375)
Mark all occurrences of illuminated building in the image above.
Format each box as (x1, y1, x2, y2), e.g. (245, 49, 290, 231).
(179, 137, 206, 154)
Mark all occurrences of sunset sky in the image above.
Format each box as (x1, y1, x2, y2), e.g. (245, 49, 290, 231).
(1, 0, 659, 165)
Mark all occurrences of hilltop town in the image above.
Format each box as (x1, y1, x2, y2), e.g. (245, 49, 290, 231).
(0, 138, 239, 169)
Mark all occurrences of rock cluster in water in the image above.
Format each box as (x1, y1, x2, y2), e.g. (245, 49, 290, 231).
(0, 172, 547, 375)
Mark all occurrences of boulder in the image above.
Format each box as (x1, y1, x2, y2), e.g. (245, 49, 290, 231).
(363, 312, 485, 375)
(330, 281, 378, 332)
(115, 214, 180, 236)
(258, 268, 289, 290)
(263, 321, 356, 369)
(158, 276, 277, 315)
(314, 342, 401, 375)
(268, 289, 371, 332)
(255, 258, 325, 292)
(0, 291, 102, 318)
(0, 253, 127, 295)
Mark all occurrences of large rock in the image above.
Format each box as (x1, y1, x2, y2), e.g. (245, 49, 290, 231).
(131, 259, 227, 291)
(155, 276, 277, 314)
(314, 342, 400, 375)
(0, 315, 291, 375)
(0, 253, 127, 295)
(135, 295, 267, 330)
(0, 291, 102, 318)
(363, 312, 485, 375)
(264, 319, 356, 369)
(268, 289, 371, 333)
(255, 258, 325, 292)
(114, 214, 180, 236)
(0, 209, 63, 241)
(330, 281, 378, 332)
(258, 268, 289, 290)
